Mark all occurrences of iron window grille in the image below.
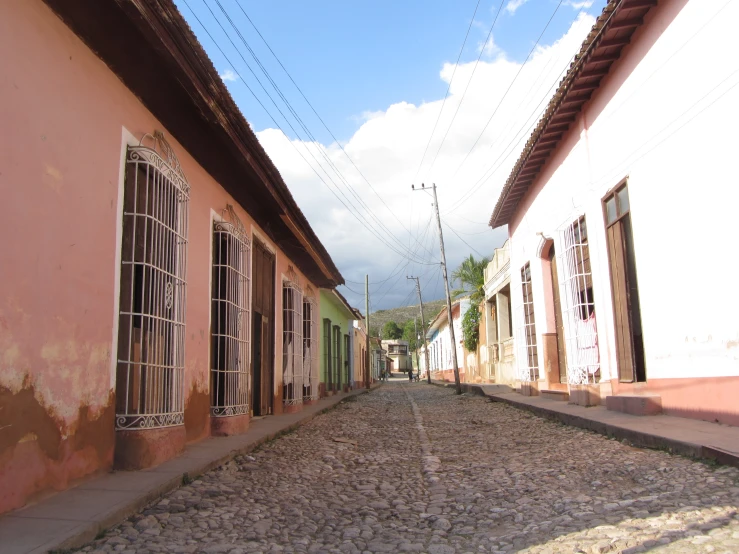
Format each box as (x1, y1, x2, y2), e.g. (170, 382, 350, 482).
(282, 281, 304, 406)
(210, 207, 251, 418)
(116, 132, 189, 430)
(557, 216, 600, 385)
(516, 263, 540, 382)
(302, 296, 319, 401)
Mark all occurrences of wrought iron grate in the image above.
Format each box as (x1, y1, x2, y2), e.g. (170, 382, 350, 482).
(210, 213, 251, 417)
(282, 281, 304, 406)
(116, 133, 189, 430)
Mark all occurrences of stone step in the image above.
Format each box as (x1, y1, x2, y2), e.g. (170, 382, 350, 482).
(606, 394, 662, 416)
(540, 389, 570, 401)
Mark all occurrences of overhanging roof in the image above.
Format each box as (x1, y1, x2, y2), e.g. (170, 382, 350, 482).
(333, 289, 362, 320)
(43, 0, 343, 288)
(489, 0, 657, 229)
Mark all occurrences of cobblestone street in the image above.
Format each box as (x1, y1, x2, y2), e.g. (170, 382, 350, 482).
(80, 384, 739, 554)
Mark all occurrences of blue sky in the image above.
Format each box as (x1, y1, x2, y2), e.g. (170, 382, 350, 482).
(175, 0, 606, 311)
(177, 0, 605, 142)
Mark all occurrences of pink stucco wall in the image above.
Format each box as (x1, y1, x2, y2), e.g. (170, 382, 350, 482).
(0, 0, 317, 513)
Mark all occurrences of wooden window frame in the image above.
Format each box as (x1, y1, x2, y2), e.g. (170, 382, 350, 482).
(602, 179, 646, 383)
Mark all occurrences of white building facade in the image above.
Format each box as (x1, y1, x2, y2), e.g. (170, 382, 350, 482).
(481, 240, 516, 384)
(490, 0, 739, 423)
(424, 298, 472, 383)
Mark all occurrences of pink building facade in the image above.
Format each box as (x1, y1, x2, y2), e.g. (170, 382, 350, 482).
(0, 0, 343, 514)
(490, 0, 739, 423)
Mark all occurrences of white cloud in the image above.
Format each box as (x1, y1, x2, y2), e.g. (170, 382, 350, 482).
(255, 13, 595, 309)
(505, 0, 530, 15)
(219, 69, 238, 82)
(479, 34, 501, 58)
(564, 0, 594, 8)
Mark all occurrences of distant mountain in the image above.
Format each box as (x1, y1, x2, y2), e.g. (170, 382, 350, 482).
(368, 299, 446, 338)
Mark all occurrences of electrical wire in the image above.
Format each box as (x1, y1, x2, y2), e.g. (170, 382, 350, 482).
(413, 0, 483, 183)
(421, 0, 505, 181)
(445, 2, 625, 215)
(209, 0, 434, 264)
(184, 0, 433, 265)
(443, 220, 487, 259)
(449, 0, 565, 180)
(232, 0, 437, 260)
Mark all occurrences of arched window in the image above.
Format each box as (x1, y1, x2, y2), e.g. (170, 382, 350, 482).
(116, 132, 189, 430)
(210, 206, 250, 418)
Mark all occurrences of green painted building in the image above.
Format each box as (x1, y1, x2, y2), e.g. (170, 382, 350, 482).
(319, 289, 360, 394)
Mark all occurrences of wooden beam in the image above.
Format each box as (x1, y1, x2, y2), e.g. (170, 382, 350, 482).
(519, 168, 542, 179)
(541, 123, 569, 135)
(527, 152, 551, 162)
(570, 81, 600, 93)
(562, 93, 591, 106)
(588, 51, 622, 64)
(621, 0, 657, 9)
(578, 66, 611, 79)
(595, 36, 632, 49)
(609, 17, 643, 30)
(552, 106, 581, 118)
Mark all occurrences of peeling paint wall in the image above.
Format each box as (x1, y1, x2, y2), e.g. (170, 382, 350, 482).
(0, 0, 323, 513)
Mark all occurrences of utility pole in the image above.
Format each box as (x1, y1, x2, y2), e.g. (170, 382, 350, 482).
(365, 274, 371, 389)
(411, 183, 461, 394)
(413, 318, 418, 371)
(407, 275, 432, 385)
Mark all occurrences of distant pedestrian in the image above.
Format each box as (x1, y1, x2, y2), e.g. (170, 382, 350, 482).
(408, 369, 413, 382)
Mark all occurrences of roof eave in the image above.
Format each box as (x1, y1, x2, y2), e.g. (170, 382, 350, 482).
(43, 0, 343, 287)
(488, 0, 657, 230)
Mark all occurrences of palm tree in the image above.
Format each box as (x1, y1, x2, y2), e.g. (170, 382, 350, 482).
(451, 254, 490, 305)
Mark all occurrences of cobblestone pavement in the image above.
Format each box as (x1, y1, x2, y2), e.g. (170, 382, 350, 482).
(79, 384, 739, 554)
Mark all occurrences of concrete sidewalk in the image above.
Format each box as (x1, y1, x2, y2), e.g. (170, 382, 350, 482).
(433, 380, 739, 468)
(0, 387, 377, 554)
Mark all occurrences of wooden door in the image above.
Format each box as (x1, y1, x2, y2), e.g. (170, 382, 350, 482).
(604, 184, 646, 382)
(344, 334, 350, 389)
(251, 312, 263, 416)
(549, 247, 568, 383)
(252, 240, 275, 414)
(334, 326, 342, 391)
(260, 316, 272, 414)
(324, 319, 333, 392)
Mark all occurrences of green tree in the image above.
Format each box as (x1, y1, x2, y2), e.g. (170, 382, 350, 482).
(452, 254, 489, 352)
(461, 305, 481, 352)
(382, 321, 403, 340)
(402, 319, 418, 352)
(452, 254, 490, 305)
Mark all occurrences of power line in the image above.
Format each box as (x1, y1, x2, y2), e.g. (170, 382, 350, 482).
(444, 31, 587, 214)
(184, 0, 431, 264)
(422, 0, 505, 181)
(210, 0, 433, 263)
(446, 3, 626, 215)
(450, 0, 565, 180)
(413, 0, 483, 183)
(232, 0, 436, 260)
(443, 220, 487, 259)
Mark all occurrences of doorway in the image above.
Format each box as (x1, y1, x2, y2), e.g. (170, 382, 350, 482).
(548, 246, 568, 383)
(604, 183, 646, 383)
(251, 240, 275, 415)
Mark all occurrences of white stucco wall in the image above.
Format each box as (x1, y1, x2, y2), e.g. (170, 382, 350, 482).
(507, 0, 739, 383)
(426, 299, 472, 372)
